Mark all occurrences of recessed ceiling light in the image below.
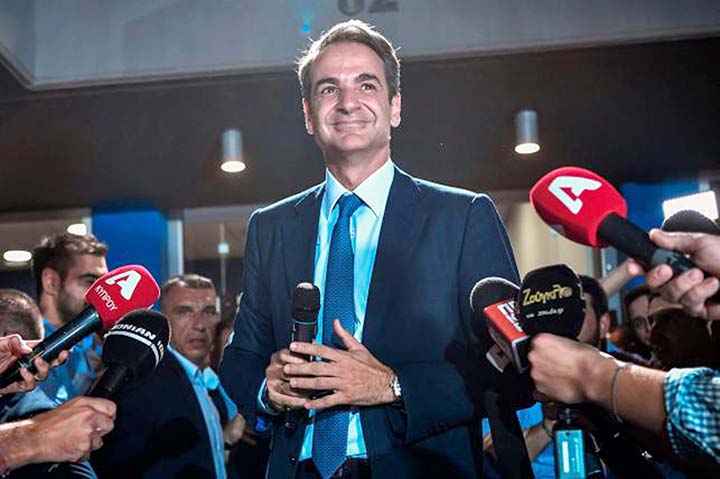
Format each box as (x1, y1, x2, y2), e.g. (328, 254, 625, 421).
(3, 250, 32, 263)
(67, 223, 88, 236)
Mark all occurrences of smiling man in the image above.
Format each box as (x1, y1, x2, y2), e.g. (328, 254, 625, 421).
(220, 20, 520, 479)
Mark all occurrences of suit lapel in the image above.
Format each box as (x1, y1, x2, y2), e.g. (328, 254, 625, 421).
(282, 185, 324, 298)
(363, 169, 428, 348)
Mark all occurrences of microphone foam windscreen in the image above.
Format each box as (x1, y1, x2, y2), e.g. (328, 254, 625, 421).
(518, 264, 585, 339)
(470, 277, 520, 314)
(102, 309, 170, 382)
(85, 265, 161, 329)
(292, 282, 321, 323)
(662, 209, 720, 235)
(529, 167, 627, 248)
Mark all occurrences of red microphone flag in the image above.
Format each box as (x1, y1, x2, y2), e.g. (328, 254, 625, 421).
(529, 166, 627, 248)
(85, 264, 161, 329)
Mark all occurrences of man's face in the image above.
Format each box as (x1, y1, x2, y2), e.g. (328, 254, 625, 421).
(626, 294, 649, 320)
(162, 286, 220, 368)
(577, 293, 600, 347)
(303, 41, 401, 161)
(57, 254, 108, 324)
(627, 294, 653, 346)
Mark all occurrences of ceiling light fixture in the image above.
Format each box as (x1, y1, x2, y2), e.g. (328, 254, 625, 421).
(3, 250, 32, 263)
(220, 129, 246, 174)
(514, 109, 540, 155)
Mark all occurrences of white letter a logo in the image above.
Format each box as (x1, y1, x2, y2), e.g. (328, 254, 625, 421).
(548, 176, 602, 214)
(105, 270, 142, 300)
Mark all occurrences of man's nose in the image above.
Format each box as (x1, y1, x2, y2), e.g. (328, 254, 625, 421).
(337, 88, 359, 112)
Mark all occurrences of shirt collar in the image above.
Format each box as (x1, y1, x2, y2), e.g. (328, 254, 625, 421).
(323, 158, 395, 219)
(169, 347, 219, 390)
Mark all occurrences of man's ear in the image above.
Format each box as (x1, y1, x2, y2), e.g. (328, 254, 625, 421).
(41, 268, 61, 297)
(303, 99, 314, 135)
(390, 93, 402, 128)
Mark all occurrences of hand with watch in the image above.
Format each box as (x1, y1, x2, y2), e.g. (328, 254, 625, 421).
(270, 320, 404, 411)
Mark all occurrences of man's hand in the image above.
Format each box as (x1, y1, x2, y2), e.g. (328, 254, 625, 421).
(286, 320, 395, 410)
(3, 396, 116, 469)
(528, 334, 616, 407)
(0, 335, 69, 395)
(265, 347, 311, 411)
(641, 229, 720, 320)
(223, 414, 257, 446)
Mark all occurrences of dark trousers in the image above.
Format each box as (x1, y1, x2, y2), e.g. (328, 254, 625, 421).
(295, 459, 371, 479)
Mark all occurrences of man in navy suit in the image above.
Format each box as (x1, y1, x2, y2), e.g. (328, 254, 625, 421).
(92, 275, 246, 479)
(220, 20, 520, 479)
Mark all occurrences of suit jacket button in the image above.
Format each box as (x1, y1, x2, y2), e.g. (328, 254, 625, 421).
(289, 456, 297, 465)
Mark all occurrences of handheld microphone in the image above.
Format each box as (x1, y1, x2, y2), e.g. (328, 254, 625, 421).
(285, 283, 320, 431)
(470, 277, 530, 373)
(290, 283, 320, 358)
(0, 265, 160, 389)
(530, 167, 697, 275)
(89, 309, 170, 399)
(517, 264, 585, 339)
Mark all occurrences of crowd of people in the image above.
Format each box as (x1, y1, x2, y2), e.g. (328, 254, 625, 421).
(0, 19, 717, 479)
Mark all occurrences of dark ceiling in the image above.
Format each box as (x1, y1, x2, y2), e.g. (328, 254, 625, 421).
(0, 37, 718, 213)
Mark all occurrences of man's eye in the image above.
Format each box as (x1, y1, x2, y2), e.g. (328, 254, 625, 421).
(360, 83, 376, 91)
(320, 85, 337, 95)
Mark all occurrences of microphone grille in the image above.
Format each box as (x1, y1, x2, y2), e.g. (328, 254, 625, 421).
(292, 283, 320, 323)
(470, 277, 519, 313)
(102, 309, 170, 380)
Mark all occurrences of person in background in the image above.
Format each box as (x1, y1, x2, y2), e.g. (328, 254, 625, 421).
(648, 307, 719, 370)
(92, 274, 246, 479)
(29, 233, 108, 408)
(0, 290, 43, 341)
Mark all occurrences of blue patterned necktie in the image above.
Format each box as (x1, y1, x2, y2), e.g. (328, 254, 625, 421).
(312, 193, 363, 479)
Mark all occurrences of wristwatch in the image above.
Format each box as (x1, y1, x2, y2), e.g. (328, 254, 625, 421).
(389, 373, 402, 404)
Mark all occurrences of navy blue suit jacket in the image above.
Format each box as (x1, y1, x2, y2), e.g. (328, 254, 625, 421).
(91, 354, 219, 479)
(220, 167, 520, 479)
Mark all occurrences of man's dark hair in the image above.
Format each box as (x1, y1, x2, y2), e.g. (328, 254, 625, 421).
(160, 274, 215, 309)
(0, 289, 43, 340)
(32, 233, 108, 297)
(580, 275, 608, 319)
(623, 284, 653, 314)
(297, 19, 401, 105)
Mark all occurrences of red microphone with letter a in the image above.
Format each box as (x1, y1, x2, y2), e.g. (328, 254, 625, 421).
(0, 264, 160, 389)
(530, 166, 697, 276)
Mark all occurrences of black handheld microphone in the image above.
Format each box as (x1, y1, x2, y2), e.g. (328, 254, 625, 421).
(470, 277, 529, 373)
(516, 265, 592, 478)
(517, 264, 585, 339)
(285, 283, 320, 431)
(290, 283, 320, 360)
(469, 277, 534, 479)
(89, 310, 170, 399)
